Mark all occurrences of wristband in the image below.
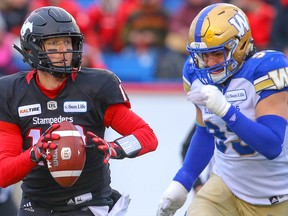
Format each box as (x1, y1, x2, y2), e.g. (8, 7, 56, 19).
(114, 135, 142, 157)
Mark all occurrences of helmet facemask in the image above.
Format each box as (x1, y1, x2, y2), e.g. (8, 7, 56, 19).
(187, 38, 239, 84)
(37, 35, 83, 78)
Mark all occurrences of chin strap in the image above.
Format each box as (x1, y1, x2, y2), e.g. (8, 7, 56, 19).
(13, 43, 31, 65)
(48, 70, 71, 78)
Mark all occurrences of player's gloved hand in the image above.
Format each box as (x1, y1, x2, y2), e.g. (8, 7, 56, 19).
(30, 124, 60, 163)
(187, 88, 207, 106)
(187, 85, 231, 117)
(157, 181, 188, 216)
(87, 132, 124, 164)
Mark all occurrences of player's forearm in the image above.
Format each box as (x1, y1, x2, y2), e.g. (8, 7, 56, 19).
(131, 124, 158, 156)
(174, 125, 214, 191)
(105, 104, 158, 157)
(0, 121, 36, 187)
(223, 106, 286, 159)
(0, 150, 35, 187)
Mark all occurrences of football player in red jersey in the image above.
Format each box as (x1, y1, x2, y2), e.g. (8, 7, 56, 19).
(0, 6, 158, 216)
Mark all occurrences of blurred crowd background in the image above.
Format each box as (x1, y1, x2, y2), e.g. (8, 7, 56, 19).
(0, 0, 287, 82)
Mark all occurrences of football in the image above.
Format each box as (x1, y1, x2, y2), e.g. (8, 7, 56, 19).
(46, 121, 86, 187)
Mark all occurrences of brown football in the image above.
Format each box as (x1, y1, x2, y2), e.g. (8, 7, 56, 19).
(46, 121, 86, 187)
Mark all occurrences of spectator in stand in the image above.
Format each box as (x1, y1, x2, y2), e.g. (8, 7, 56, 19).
(165, 0, 211, 55)
(85, 0, 140, 53)
(157, 0, 211, 81)
(103, 0, 170, 82)
(81, 43, 107, 69)
(84, 0, 121, 53)
(269, 0, 288, 55)
(0, 0, 30, 37)
(122, 0, 169, 50)
(114, 0, 141, 52)
(0, 12, 19, 76)
(156, 0, 223, 81)
(231, 0, 276, 50)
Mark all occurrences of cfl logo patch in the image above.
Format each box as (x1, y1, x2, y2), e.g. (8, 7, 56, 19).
(47, 101, 57, 110)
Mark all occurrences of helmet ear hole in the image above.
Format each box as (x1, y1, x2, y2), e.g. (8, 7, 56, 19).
(240, 41, 247, 51)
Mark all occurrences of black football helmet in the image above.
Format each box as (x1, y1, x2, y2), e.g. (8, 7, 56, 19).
(13, 6, 84, 77)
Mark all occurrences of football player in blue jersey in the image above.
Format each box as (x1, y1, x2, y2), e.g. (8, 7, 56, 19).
(0, 6, 158, 216)
(157, 3, 288, 216)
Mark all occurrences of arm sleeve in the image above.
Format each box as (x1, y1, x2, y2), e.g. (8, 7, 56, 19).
(222, 106, 287, 159)
(173, 124, 214, 192)
(0, 121, 36, 187)
(181, 124, 196, 161)
(104, 103, 158, 156)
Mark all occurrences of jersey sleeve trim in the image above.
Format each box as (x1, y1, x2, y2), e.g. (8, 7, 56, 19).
(254, 75, 275, 92)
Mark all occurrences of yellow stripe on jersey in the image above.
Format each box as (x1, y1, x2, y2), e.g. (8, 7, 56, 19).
(183, 76, 191, 93)
(183, 82, 190, 93)
(254, 79, 275, 92)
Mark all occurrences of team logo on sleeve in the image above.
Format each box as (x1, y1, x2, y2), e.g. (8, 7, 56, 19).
(254, 67, 288, 92)
(268, 67, 288, 89)
(18, 104, 41, 117)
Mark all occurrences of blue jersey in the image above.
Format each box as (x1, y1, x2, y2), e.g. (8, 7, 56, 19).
(183, 50, 288, 205)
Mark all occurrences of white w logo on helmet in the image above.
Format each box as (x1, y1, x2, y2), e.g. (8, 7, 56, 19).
(229, 11, 250, 37)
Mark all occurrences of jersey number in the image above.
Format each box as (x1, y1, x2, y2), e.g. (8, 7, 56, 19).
(205, 121, 256, 156)
(27, 125, 86, 146)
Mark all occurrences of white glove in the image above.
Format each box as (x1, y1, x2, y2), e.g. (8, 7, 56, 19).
(200, 85, 231, 117)
(187, 85, 231, 117)
(156, 181, 188, 216)
(187, 88, 207, 106)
